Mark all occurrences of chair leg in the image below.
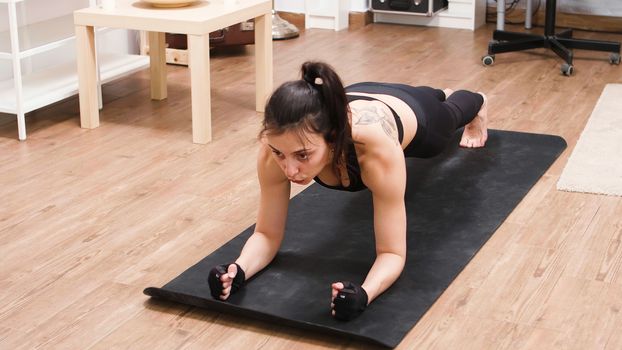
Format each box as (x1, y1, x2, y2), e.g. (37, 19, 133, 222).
(493, 30, 543, 42)
(489, 37, 547, 55)
(556, 37, 621, 53)
(556, 28, 573, 39)
(549, 38, 573, 65)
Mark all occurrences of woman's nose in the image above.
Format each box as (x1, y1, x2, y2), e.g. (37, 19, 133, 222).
(284, 160, 299, 177)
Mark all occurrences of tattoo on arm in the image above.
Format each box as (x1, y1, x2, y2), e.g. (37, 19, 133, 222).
(353, 105, 399, 145)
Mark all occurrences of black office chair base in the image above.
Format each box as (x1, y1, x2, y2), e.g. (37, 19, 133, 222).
(483, 29, 621, 76)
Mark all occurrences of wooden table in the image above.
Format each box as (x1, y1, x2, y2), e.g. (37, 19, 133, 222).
(74, 0, 273, 144)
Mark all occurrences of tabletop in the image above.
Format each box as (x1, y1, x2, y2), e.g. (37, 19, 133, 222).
(74, 0, 272, 35)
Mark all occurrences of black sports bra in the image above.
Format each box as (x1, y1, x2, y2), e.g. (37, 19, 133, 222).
(313, 94, 404, 192)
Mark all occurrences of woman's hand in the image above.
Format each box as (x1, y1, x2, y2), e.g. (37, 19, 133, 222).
(207, 263, 245, 300)
(330, 281, 369, 321)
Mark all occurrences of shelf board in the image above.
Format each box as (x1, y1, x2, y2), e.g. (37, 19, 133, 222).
(0, 12, 116, 59)
(0, 53, 149, 114)
(0, 14, 77, 58)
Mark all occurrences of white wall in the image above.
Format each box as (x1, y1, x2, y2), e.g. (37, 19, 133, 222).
(274, 0, 369, 13)
(486, 0, 622, 17)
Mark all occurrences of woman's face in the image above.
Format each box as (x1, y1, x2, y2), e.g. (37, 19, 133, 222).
(265, 129, 332, 185)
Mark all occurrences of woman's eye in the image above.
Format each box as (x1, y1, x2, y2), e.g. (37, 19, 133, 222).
(272, 150, 283, 157)
(297, 153, 308, 160)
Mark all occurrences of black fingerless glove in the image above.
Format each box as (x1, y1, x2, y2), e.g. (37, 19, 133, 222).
(333, 281, 368, 321)
(207, 263, 246, 300)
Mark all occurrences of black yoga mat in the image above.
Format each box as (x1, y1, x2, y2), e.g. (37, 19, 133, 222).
(144, 130, 566, 348)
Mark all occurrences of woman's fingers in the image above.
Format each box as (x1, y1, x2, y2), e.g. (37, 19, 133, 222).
(331, 287, 341, 299)
(220, 273, 232, 283)
(331, 282, 344, 290)
(331, 281, 345, 303)
(227, 263, 238, 279)
(331, 281, 345, 311)
(219, 286, 232, 300)
(218, 273, 232, 300)
(222, 285, 232, 295)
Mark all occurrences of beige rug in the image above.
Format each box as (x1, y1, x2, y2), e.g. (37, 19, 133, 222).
(557, 84, 622, 196)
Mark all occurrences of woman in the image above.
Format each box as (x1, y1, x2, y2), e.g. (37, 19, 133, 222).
(207, 61, 488, 321)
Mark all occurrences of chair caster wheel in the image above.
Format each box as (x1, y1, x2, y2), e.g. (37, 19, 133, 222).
(561, 63, 574, 76)
(610, 53, 621, 65)
(482, 55, 495, 66)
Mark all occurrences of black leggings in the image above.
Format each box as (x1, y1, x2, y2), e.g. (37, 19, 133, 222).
(346, 82, 484, 158)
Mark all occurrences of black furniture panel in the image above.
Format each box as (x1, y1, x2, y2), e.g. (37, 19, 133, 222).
(371, 0, 448, 16)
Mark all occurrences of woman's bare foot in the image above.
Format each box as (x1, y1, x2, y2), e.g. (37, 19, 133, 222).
(460, 92, 488, 148)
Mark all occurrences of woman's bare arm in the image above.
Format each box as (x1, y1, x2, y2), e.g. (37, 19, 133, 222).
(360, 142, 407, 302)
(219, 144, 290, 298)
(237, 144, 291, 276)
(343, 103, 408, 303)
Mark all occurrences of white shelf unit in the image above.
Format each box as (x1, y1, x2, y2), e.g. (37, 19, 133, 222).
(0, 0, 149, 141)
(304, 0, 349, 31)
(0, 53, 149, 114)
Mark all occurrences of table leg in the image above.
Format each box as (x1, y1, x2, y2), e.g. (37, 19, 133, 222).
(255, 12, 273, 113)
(148, 31, 167, 100)
(187, 34, 211, 144)
(76, 25, 99, 129)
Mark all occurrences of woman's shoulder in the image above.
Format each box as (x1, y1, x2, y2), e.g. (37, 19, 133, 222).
(350, 102, 401, 152)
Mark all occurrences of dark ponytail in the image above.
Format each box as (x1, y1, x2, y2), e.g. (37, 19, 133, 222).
(261, 61, 350, 176)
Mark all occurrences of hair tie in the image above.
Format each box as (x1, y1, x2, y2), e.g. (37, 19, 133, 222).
(303, 73, 323, 87)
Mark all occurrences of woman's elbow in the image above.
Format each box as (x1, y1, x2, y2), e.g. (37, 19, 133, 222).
(378, 250, 407, 268)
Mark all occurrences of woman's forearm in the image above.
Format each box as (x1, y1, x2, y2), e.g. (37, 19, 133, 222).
(235, 231, 282, 278)
(361, 252, 406, 303)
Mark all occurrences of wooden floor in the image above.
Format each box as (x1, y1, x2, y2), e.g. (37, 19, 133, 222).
(1, 23, 622, 349)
